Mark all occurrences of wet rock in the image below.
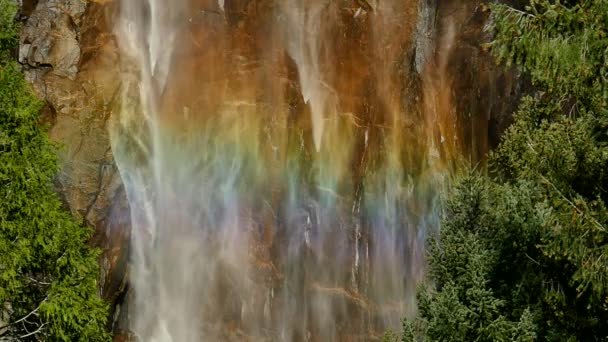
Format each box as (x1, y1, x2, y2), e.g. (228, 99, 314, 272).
(435, 0, 526, 158)
(414, 0, 437, 74)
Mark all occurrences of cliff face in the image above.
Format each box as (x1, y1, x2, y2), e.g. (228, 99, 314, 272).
(18, 0, 129, 325)
(19, 0, 524, 338)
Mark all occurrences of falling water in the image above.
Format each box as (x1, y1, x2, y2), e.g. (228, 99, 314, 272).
(111, 0, 461, 340)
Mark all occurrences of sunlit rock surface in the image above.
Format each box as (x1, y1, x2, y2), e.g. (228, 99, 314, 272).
(19, 0, 525, 340)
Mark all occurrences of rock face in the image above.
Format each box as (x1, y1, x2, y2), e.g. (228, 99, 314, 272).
(19, 0, 524, 339)
(18, 0, 130, 329)
(20, 0, 84, 78)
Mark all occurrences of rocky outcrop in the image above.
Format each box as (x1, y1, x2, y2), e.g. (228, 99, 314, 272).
(20, 0, 85, 78)
(18, 0, 526, 339)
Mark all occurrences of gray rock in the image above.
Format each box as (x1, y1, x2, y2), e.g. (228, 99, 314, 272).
(20, 0, 85, 79)
(414, 0, 437, 74)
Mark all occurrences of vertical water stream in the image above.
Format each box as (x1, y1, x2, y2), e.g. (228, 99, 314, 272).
(111, 0, 459, 340)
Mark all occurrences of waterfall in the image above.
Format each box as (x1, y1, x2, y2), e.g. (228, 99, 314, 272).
(111, 0, 458, 340)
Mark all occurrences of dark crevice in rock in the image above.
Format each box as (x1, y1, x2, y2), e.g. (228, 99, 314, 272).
(19, 0, 39, 19)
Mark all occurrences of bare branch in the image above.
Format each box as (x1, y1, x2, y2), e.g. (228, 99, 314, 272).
(26, 276, 52, 286)
(19, 323, 47, 339)
(0, 296, 48, 330)
(502, 4, 536, 19)
(525, 253, 541, 266)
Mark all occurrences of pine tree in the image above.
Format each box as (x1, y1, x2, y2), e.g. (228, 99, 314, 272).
(403, 1, 608, 340)
(0, 1, 110, 340)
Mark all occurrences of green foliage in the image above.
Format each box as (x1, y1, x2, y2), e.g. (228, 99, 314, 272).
(404, 177, 541, 341)
(403, 1, 608, 341)
(0, 1, 110, 340)
(0, 0, 17, 63)
(491, 0, 608, 111)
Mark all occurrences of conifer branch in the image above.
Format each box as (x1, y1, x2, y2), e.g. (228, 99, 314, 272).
(538, 174, 606, 232)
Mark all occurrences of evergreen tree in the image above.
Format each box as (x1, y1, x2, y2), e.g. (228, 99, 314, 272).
(403, 1, 608, 340)
(0, 1, 110, 340)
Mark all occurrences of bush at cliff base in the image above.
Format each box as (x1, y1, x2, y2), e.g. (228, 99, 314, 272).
(400, 1, 608, 341)
(0, 1, 110, 340)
